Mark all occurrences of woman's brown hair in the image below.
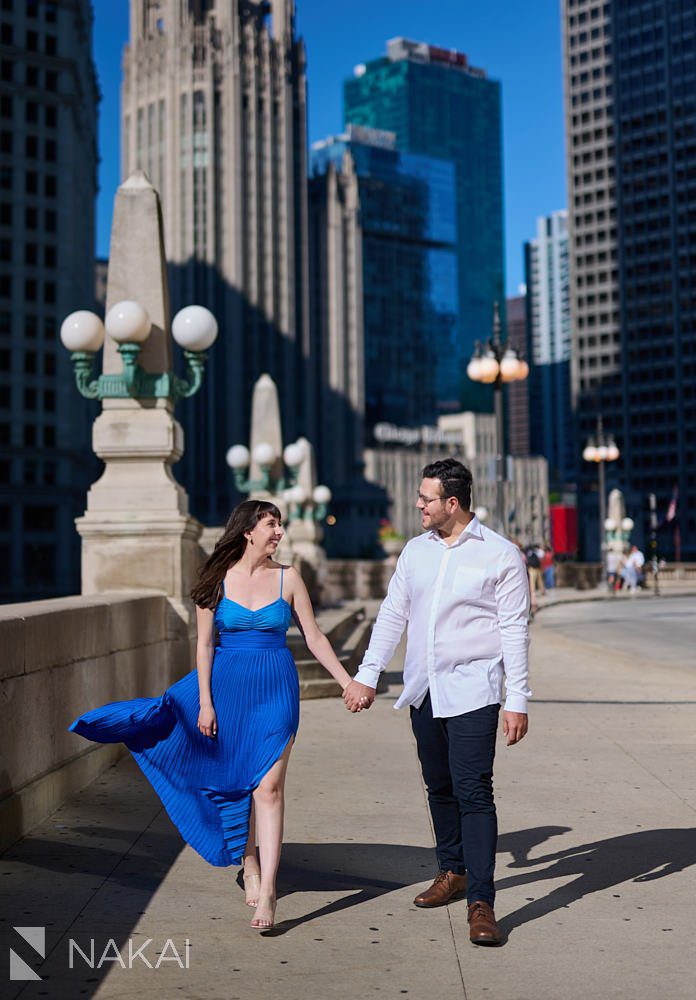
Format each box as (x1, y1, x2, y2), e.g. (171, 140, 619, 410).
(191, 499, 282, 610)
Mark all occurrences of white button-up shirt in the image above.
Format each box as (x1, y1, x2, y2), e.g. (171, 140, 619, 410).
(354, 516, 532, 717)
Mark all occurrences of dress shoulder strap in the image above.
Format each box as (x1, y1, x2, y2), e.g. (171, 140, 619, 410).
(280, 566, 284, 599)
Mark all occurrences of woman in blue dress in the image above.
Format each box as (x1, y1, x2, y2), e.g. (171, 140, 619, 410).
(69, 500, 362, 930)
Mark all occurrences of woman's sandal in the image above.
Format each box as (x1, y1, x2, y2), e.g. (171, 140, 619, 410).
(243, 870, 261, 908)
(251, 897, 276, 930)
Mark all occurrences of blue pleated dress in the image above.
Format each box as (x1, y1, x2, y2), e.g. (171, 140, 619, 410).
(68, 569, 299, 867)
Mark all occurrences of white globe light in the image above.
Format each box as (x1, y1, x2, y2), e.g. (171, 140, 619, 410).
(313, 485, 332, 505)
(516, 358, 530, 380)
(475, 505, 489, 522)
(596, 445, 609, 461)
(226, 444, 250, 470)
(622, 517, 634, 532)
(583, 443, 599, 462)
(60, 310, 105, 353)
(253, 442, 275, 467)
(282, 487, 295, 503)
(606, 440, 620, 462)
(105, 300, 151, 344)
(283, 442, 304, 468)
(604, 518, 617, 531)
(467, 357, 483, 381)
(477, 354, 500, 384)
(499, 351, 522, 383)
(171, 305, 218, 352)
(290, 485, 307, 504)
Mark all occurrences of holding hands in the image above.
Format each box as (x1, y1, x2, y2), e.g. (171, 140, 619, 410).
(343, 680, 376, 713)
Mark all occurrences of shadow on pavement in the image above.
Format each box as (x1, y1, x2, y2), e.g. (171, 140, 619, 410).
(496, 826, 696, 940)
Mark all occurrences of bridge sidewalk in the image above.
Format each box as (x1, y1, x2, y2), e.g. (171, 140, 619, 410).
(3, 615, 696, 999)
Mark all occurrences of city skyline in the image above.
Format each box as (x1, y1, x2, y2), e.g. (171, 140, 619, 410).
(93, 0, 566, 297)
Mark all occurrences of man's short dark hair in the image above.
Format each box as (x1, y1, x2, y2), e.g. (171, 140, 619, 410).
(421, 458, 473, 510)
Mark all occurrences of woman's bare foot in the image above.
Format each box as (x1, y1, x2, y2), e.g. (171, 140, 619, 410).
(243, 866, 261, 908)
(250, 895, 276, 930)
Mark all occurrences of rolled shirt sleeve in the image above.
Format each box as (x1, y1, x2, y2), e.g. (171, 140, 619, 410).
(495, 547, 532, 713)
(353, 546, 411, 690)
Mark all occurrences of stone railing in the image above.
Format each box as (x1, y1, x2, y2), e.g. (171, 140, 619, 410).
(0, 591, 192, 855)
(322, 559, 395, 604)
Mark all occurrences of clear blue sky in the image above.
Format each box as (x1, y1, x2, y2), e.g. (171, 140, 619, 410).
(93, 0, 566, 296)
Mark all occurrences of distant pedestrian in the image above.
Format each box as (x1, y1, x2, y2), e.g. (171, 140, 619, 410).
(541, 545, 556, 590)
(606, 550, 621, 590)
(525, 543, 546, 603)
(621, 545, 645, 593)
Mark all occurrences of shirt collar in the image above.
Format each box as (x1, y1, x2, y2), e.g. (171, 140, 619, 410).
(428, 514, 483, 548)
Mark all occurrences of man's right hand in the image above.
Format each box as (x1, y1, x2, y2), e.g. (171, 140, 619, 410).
(343, 680, 376, 713)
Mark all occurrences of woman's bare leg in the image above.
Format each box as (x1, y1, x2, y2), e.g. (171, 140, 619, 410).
(242, 805, 260, 906)
(251, 738, 293, 929)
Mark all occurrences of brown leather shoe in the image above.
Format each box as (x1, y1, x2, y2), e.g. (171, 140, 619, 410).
(413, 870, 467, 908)
(467, 900, 502, 945)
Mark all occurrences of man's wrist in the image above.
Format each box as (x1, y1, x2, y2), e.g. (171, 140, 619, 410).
(503, 696, 528, 714)
(353, 665, 380, 690)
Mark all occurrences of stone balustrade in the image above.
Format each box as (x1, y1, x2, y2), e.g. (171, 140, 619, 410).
(0, 591, 192, 855)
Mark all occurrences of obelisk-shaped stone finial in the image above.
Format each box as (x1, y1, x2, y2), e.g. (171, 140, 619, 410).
(249, 374, 284, 486)
(103, 170, 172, 389)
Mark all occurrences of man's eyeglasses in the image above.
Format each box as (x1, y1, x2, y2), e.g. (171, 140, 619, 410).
(416, 493, 446, 505)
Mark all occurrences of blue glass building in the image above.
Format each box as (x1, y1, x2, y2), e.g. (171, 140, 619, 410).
(310, 126, 459, 430)
(344, 38, 505, 412)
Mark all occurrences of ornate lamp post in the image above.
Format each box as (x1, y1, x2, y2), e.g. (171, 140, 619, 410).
(467, 302, 529, 530)
(582, 415, 620, 586)
(284, 483, 333, 525)
(226, 439, 306, 496)
(60, 301, 217, 401)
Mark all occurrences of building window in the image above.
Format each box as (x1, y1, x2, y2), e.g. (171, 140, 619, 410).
(24, 351, 37, 374)
(45, 175, 56, 197)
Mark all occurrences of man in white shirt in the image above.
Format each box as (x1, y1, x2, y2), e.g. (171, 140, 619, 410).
(343, 458, 531, 946)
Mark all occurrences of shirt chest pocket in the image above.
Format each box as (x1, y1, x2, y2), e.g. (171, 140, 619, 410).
(451, 565, 486, 599)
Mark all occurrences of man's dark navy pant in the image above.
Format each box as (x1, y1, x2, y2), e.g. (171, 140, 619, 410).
(410, 692, 500, 906)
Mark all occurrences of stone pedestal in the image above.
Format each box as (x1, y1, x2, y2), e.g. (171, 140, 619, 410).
(76, 404, 203, 623)
(75, 172, 204, 630)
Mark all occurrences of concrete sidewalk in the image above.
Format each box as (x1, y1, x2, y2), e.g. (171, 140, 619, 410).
(3, 616, 696, 999)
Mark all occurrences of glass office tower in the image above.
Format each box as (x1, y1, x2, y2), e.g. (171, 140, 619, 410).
(310, 125, 459, 432)
(344, 38, 504, 411)
(563, 0, 696, 558)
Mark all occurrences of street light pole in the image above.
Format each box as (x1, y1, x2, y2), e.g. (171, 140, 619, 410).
(648, 492, 660, 597)
(598, 449, 607, 586)
(582, 413, 620, 588)
(467, 302, 529, 534)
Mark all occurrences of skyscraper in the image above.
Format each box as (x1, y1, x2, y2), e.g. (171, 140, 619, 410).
(344, 37, 505, 412)
(524, 211, 574, 488)
(310, 126, 459, 434)
(0, 0, 99, 602)
(562, 0, 696, 558)
(122, 0, 312, 524)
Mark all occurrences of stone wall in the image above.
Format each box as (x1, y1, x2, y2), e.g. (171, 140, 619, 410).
(0, 592, 192, 854)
